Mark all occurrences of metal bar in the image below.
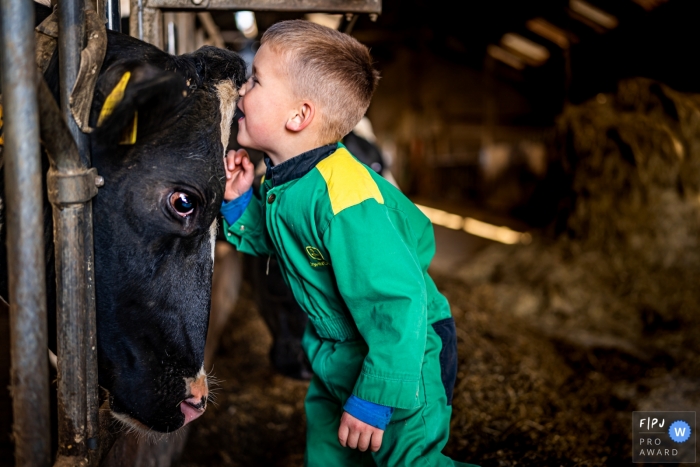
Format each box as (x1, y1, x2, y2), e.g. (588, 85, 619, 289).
(196, 12, 224, 49)
(105, 0, 121, 32)
(36, 76, 100, 466)
(130, 0, 163, 48)
(135, 0, 143, 39)
(144, 0, 381, 13)
(84, 202, 99, 461)
(52, 203, 87, 465)
(0, 0, 52, 465)
(77, 6, 100, 457)
(176, 12, 195, 54)
(36, 80, 81, 171)
(56, 0, 90, 462)
(58, 0, 89, 165)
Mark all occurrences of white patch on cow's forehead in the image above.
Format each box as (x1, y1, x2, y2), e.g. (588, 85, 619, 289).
(209, 219, 217, 267)
(214, 80, 239, 157)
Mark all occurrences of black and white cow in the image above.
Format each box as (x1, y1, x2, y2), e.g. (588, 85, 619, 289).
(0, 11, 246, 433)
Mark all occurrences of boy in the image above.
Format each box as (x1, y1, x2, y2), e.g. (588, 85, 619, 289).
(220, 20, 476, 467)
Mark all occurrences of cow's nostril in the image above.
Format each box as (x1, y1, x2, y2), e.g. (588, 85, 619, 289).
(184, 396, 206, 411)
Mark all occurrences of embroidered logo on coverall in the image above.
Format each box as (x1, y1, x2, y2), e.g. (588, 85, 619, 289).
(306, 246, 329, 267)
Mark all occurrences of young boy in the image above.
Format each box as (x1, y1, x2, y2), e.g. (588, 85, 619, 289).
(220, 20, 476, 467)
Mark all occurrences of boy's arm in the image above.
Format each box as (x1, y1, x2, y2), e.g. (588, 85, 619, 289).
(221, 192, 273, 257)
(322, 199, 427, 409)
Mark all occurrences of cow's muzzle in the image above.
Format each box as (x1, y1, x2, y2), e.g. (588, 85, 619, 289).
(181, 367, 208, 426)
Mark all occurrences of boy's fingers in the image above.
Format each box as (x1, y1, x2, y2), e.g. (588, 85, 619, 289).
(224, 150, 235, 176)
(370, 430, 383, 452)
(234, 148, 248, 165)
(357, 432, 372, 452)
(346, 430, 360, 450)
(337, 425, 349, 448)
(241, 154, 254, 170)
(227, 155, 237, 172)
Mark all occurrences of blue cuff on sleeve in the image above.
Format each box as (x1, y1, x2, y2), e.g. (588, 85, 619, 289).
(343, 395, 394, 430)
(220, 187, 253, 225)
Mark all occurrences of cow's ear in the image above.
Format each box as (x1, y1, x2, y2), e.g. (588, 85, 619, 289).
(91, 62, 188, 146)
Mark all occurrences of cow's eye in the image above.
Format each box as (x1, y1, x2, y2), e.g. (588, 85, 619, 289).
(170, 192, 195, 217)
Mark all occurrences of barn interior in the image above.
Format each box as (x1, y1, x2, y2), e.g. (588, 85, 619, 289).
(2, 0, 700, 465)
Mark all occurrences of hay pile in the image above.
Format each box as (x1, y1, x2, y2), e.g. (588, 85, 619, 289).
(445, 78, 700, 465)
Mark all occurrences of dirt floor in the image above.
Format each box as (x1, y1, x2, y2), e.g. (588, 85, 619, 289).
(181, 79, 700, 466)
(179, 264, 697, 467)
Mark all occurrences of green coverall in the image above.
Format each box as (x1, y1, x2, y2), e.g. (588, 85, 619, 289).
(223, 143, 477, 467)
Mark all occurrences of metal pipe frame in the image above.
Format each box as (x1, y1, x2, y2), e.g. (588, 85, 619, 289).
(33, 79, 101, 464)
(0, 0, 52, 465)
(54, 0, 100, 464)
(129, 0, 380, 47)
(143, 0, 380, 12)
(55, 0, 88, 458)
(104, 0, 121, 32)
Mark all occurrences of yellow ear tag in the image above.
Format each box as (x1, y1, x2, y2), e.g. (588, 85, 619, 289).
(119, 111, 137, 145)
(0, 104, 4, 146)
(98, 71, 131, 127)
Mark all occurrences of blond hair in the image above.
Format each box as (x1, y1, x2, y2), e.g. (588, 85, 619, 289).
(261, 20, 380, 144)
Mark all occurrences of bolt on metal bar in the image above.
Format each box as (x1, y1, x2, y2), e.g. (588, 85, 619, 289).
(0, 0, 52, 465)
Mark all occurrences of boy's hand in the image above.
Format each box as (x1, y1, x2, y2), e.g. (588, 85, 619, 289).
(338, 411, 384, 453)
(224, 148, 255, 202)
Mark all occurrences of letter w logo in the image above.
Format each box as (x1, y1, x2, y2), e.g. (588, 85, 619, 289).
(675, 427, 686, 437)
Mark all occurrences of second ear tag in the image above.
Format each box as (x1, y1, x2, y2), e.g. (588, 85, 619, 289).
(98, 71, 131, 127)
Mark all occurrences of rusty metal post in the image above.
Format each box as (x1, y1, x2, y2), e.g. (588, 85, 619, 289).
(54, 0, 100, 464)
(0, 0, 52, 465)
(80, 5, 100, 461)
(56, 0, 88, 454)
(36, 77, 100, 467)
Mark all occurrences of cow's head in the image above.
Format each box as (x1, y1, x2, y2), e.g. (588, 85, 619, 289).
(88, 43, 246, 432)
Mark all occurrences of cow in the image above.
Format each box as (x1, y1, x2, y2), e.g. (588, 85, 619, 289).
(0, 6, 246, 433)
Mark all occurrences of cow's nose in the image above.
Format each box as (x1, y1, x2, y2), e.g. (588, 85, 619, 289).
(181, 370, 208, 426)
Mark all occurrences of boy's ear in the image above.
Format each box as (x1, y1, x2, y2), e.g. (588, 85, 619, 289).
(91, 62, 188, 146)
(285, 102, 315, 133)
